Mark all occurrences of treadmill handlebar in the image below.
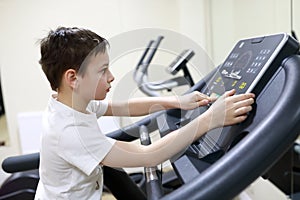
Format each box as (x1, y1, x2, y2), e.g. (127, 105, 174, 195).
(2, 152, 40, 173)
(136, 36, 164, 72)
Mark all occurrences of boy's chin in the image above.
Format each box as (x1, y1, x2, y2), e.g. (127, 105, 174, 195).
(94, 96, 106, 101)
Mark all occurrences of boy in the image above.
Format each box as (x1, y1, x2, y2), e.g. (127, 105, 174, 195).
(35, 27, 255, 199)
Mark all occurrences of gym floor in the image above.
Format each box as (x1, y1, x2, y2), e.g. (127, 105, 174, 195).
(103, 192, 116, 200)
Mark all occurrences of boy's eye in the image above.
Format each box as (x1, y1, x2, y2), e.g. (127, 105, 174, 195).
(99, 68, 106, 73)
(98, 65, 109, 74)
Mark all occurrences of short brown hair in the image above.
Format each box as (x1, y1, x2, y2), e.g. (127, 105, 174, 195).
(39, 27, 108, 91)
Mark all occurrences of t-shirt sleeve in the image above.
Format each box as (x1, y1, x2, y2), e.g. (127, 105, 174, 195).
(58, 123, 116, 176)
(87, 100, 108, 118)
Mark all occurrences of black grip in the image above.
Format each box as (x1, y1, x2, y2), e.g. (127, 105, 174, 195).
(2, 152, 40, 173)
(140, 36, 164, 73)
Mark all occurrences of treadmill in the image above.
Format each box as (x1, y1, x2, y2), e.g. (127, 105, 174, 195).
(158, 33, 300, 199)
(2, 33, 300, 200)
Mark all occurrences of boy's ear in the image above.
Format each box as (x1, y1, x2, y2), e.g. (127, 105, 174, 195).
(64, 69, 78, 89)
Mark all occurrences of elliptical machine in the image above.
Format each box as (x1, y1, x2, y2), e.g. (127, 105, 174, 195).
(133, 36, 195, 97)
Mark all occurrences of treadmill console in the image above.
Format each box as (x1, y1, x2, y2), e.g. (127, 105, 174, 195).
(157, 33, 299, 162)
(204, 33, 299, 98)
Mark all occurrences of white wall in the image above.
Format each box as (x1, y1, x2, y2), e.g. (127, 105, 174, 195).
(210, 0, 292, 65)
(0, 0, 210, 159)
(0, 0, 298, 198)
(293, 0, 300, 36)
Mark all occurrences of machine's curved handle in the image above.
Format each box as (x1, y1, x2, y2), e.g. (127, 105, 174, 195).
(134, 36, 164, 77)
(161, 55, 300, 199)
(140, 36, 164, 73)
(134, 36, 164, 97)
(2, 153, 40, 173)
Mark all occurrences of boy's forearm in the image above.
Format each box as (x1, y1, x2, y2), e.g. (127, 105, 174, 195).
(142, 111, 212, 166)
(106, 96, 180, 116)
(129, 96, 179, 115)
(102, 111, 212, 168)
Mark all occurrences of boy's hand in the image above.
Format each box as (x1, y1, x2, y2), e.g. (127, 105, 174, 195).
(207, 89, 255, 129)
(178, 91, 216, 110)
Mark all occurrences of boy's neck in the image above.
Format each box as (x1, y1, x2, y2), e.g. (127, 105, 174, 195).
(57, 91, 90, 114)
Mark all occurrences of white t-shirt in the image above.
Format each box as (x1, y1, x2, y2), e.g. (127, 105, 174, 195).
(35, 96, 116, 200)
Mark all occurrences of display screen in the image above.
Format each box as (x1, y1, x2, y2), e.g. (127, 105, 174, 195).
(205, 33, 288, 97)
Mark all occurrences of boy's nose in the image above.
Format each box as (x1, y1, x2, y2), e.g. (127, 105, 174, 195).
(108, 72, 114, 83)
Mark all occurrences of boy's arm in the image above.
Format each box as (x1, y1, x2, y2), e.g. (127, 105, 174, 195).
(104, 91, 214, 116)
(101, 90, 255, 168)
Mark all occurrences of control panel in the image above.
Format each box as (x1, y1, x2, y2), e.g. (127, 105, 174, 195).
(204, 33, 299, 98)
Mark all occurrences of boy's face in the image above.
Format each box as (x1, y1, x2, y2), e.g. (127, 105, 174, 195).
(77, 51, 114, 101)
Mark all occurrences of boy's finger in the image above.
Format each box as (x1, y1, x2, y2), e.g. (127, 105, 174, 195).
(224, 89, 236, 97)
(234, 105, 253, 116)
(198, 99, 210, 106)
(232, 93, 255, 102)
(234, 98, 255, 108)
(198, 92, 210, 99)
(194, 91, 210, 101)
